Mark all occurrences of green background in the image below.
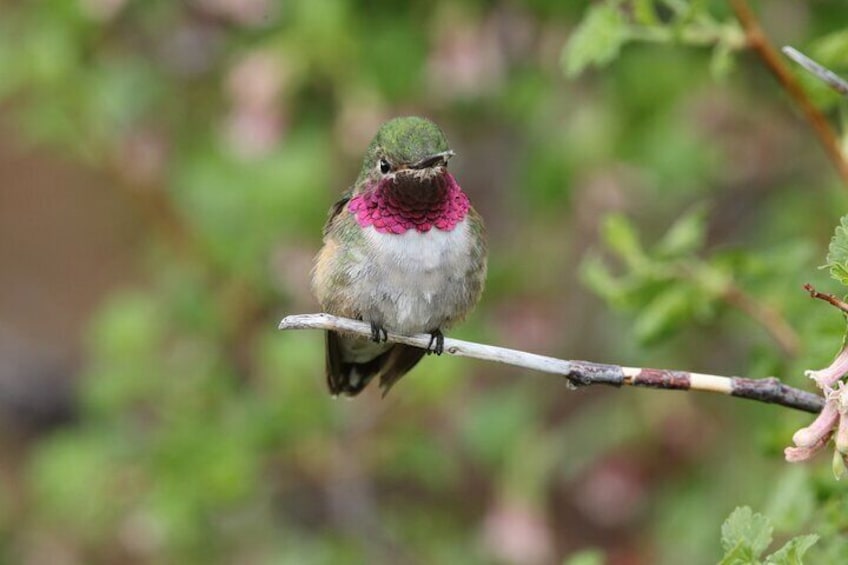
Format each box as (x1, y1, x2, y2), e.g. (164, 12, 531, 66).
(0, 1, 846, 563)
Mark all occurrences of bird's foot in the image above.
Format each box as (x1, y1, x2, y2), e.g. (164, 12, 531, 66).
(426, 329, 444, 355)
(370, 321, 388, 343)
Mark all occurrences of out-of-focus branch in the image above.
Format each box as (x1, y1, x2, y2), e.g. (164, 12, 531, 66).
(730, 0, 848, 187)
(722, 282, 800, 356)
(278, 313, 824, 414)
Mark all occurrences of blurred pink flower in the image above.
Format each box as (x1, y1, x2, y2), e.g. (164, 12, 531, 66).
(226, 50, 286, 109)
(193, 0, 276, 27)
(119, 510, 164, 558)
(80, 0, 127, 21)
(427, 13, 505, 100)
(481, 497, 554, 565)
(118, 129, 169, 187)
(573, 459, 646, 529)
(223, 110, 284, 160)
(160, 23, 223, 77)
(223, 50, 288, 159)
(334, 89, 388, 158)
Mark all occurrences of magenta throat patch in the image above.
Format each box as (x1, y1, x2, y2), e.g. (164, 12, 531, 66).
(348, 172, 470, 234)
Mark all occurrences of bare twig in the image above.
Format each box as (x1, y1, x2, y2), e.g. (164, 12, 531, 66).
(730, 0, 848, 187)
(722, 282, 800, 356)
(278, 313, 824, 414)
(782, 47, 848, 97)
(804, 283, 848, 315)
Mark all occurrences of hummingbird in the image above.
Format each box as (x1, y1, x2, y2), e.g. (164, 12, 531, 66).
(312, 116, 487, 397)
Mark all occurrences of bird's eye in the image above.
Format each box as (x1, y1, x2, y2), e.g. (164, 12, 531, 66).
(378, 159, 391, 174)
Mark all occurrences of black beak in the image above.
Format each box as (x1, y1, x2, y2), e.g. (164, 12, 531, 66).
(410, 150, 454, 170)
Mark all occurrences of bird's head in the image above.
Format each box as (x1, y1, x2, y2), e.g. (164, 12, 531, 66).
(356, 116, 454, 188)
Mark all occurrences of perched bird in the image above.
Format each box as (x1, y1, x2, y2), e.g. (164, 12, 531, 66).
(312, 116, 487, 396)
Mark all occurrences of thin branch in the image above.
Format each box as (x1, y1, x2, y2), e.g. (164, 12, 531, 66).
(278, 313, 824, 414)
(804, 283, 848, 315)
(729, 0, 848, 187)
(782, 46, 848, 97)
(675, 264, 799, 356)
(722, 282, 800, 356)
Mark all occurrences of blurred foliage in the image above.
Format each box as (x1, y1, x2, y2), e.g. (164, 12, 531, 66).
(1, 0, 848, 563)
(584, 208, 732, 345)
(562, 0, 745, 79)
(582, 208, 813, 357)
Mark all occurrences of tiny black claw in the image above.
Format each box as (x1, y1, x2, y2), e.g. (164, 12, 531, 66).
(370, 321, 388, 343)
(427, 329, 444, 355)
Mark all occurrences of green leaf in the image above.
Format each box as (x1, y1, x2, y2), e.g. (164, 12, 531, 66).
(765, 534, 818, 565)
(601, 214, 645, 268)
(564, 549, 605, 565)
(826, 214, 848, 286)
(719, 540, 759, 565)
(721, 507, 773, 560)
(632, 0, 658, 26)
(691, 261, 731, 299)
(655, 206, 707, 258)
(809, 29, 848, 70)
(580, 253, 626, 305)
(633, 284, 693, 344)
(710, 41, 736, 79)
(562, 2, 630, 77)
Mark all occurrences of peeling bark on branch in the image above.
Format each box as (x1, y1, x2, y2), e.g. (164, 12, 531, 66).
(278, 313, 824, 414)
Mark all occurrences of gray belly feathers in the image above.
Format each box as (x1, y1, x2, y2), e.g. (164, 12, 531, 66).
(352, 219, 472, 335)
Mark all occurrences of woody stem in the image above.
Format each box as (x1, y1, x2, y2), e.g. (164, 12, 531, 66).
(278, 313, 823, 414)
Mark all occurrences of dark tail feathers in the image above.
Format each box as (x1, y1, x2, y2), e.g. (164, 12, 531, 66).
(325, 331, 425, 397)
